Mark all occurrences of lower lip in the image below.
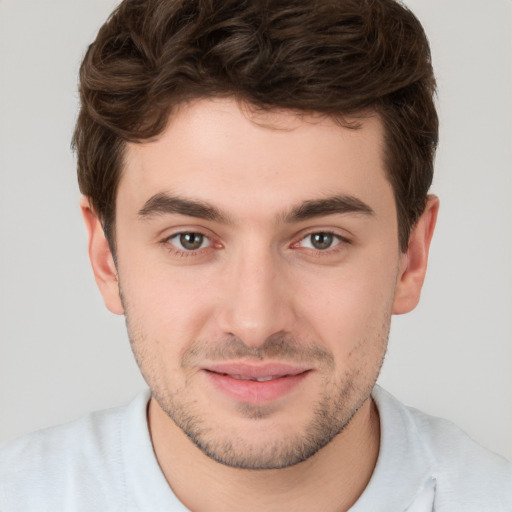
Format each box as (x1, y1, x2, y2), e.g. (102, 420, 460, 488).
(204, 370, 310, 404)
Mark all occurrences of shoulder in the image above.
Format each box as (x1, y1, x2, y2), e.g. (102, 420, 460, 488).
(373, 386, 512, 510)
(0, 393, 148, 511)
(0, 401, 124, 463)
(407, 404, 512, 509)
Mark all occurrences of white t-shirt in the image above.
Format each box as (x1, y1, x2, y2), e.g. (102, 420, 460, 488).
(1, 386, 511, 511)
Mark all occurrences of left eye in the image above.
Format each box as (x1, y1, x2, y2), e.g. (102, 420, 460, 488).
(168, 232, 211, 251)
(299, 232, 341, 250)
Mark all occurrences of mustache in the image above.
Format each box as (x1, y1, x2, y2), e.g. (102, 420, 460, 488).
(182, 331, 334, 368)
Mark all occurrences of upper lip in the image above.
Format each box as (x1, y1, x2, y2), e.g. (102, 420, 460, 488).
(202, 362, 311, 379)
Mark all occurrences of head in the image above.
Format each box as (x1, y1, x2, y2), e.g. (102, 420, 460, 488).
(76, 0, 439, 470)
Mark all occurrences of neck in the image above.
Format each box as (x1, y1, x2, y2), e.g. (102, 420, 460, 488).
(148, 397, 380, 512)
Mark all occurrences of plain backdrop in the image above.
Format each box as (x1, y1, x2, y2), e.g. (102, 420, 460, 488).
(1, 0, 511, 460)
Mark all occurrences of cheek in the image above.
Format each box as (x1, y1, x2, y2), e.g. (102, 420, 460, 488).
(120, 271, 216, 395)
(117, 253, 219, 359)
(294, 254, 398, 354)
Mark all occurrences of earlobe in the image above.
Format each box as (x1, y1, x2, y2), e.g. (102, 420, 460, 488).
(80, 196, 124, 315)
(392, 195, 439, 315)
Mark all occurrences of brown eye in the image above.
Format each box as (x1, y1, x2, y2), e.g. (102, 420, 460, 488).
(300, 232, 341, 250)
(310, 233, 333, 249)
(169, 232, 210, 251)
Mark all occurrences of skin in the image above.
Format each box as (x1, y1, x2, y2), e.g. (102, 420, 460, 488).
(82, 98, 438, 511)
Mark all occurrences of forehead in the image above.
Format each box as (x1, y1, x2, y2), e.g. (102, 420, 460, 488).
(118, 98, 393, 221)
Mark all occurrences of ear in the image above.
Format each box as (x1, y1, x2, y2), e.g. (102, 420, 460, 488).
(80, 196, 124, 315)
(393, 195, 439, 315)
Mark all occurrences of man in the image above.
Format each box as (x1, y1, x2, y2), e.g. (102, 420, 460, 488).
(1, 0, 511, 510)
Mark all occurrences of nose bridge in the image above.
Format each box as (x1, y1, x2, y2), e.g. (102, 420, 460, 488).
(218, 241, 291, 346)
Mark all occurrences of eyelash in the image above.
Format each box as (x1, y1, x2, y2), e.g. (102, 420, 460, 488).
(160, 230, 351, 257)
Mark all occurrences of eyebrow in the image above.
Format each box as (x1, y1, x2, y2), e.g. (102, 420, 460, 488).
(283, 195, 374, 222)
(138, 193, 229, 223)
(137, 192, 374, 224)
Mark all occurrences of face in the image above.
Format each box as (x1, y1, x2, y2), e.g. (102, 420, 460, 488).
(96, 98, 411, 469)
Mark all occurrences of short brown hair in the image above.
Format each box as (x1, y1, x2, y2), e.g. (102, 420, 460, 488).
(73, 0, 438, 252)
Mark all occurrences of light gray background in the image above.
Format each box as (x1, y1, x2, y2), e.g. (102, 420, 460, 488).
(1, 0, 511, 460)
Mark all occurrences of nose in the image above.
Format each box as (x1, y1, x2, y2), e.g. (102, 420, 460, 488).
(216, 247, 294, 348)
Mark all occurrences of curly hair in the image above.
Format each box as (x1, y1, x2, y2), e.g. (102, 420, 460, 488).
(73, 0, 438, 252)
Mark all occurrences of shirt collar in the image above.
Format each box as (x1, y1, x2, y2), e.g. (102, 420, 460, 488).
(349, 385, 436, 511)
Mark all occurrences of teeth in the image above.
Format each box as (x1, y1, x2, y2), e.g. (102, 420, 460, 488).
(229, 374, 280, 382)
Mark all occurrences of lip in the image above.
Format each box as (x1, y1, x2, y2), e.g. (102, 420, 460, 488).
(202, 362, 312, 404)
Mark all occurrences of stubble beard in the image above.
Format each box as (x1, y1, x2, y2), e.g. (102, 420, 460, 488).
(124, 310, 389, 470)
(152, 370, 375, 470)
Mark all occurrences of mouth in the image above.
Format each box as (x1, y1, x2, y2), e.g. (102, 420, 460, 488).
(202, 362, 312, 405)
